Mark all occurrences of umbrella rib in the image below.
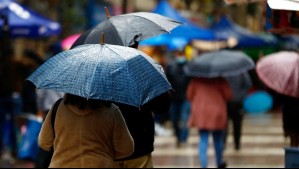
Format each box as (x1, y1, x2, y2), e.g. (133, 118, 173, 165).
(106, 19, 125, 45)
(137, 16, 174, 33)
(105, 45, 140, 104)
(119, 14, 179, 33)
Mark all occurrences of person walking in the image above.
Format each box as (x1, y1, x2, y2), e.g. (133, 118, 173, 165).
(224, 72, 252, 150)
(187, 77, 232, 168)
(38, 93, 134, 168)
(165, 49, 191, 148)
(280, 94, 299, 147)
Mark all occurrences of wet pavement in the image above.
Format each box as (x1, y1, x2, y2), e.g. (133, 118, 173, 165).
(0, 112, 286, 168)
(0, 159, 34, 168)
(152, 112, 286, 168)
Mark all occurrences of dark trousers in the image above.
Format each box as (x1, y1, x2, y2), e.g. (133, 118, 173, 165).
(224, 101, 244, 150)
(169, 100, 190, 144)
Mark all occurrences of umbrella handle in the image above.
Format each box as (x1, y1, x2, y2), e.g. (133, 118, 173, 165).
(101, 32, 105, 45)
(104, 7, 111, 18)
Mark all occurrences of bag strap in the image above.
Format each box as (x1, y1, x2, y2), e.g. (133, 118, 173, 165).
(51, 98, 63, 136)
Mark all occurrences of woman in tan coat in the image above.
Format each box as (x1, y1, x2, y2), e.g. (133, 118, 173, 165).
(187, 77, 232, 168)
(38, 94, 134, 168)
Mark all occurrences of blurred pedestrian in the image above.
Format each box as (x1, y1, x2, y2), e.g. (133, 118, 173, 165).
(224, 72, 252, 150)
(150, 46, 172, 135)
(38, 93, 134, 168)
(166, 49, 191, 148)
(20, 50, 44, 114)
(280, 95, 299, 147)
(35, 89, 64, 120)
(0, 48, 23, 162)
(187, 77, 232, 168)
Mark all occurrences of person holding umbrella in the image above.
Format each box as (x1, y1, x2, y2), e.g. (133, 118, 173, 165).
(279, 95, 299, 147)
(165, 49, 191, 148)
(184, 50, 255, 168)
(28, 32, 174, 167)
(69, 9, 179, 167)
(37, 93, 134, 168)
(187, 77, 232, 168)
(224, 72, 253, 151)
(257, 51, 299, 147)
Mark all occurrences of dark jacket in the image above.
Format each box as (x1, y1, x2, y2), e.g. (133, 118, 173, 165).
(114, 92, 171, 160)
(281, 95, 299, 133)
(165, 60, 190, 102)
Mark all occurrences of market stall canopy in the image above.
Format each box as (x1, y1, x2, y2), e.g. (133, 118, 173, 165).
(211, 16, 278, 48)
(0, 0, 61, 38)
(152, 0, 216, 41)
(139, 33, 188, 51)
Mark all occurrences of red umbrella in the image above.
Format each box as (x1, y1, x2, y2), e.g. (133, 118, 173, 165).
(256, 51, 299, 97)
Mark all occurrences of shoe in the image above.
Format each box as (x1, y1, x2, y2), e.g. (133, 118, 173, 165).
(1, 152, 16, 164)
(176, 142, 187, 149)
(235, 145, 241, 151)
(218, 162, 227, 168)
(155, 123, 173, 137)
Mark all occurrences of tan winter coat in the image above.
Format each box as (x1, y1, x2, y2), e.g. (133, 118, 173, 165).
(38, 97, 134, 168)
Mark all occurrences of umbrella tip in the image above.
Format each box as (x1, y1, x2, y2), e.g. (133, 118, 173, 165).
(101, 32, 105, 45)
(104, 7, 111, 18)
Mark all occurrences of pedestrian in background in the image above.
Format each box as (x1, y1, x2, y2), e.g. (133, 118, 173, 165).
(166, 49, 191, 148)
(35, 89, 64, 119)
(38, 93, 134, 168)
(280, 95, 299, 147)
(224, 72, 252, 150)
(187, 77, 232, 168)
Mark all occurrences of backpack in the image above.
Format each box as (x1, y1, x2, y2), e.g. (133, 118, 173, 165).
(35, 98, 63, 168)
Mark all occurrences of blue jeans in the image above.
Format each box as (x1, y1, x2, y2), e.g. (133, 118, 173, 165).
(170, 100, 190, 143)
(199, 130, 224, 168)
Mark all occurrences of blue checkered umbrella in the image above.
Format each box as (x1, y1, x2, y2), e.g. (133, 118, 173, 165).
(27, 44, 172, 107)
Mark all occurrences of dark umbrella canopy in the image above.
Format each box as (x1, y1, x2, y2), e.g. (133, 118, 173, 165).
(71, 12, 181, 48)
(184, 50, 255, 78)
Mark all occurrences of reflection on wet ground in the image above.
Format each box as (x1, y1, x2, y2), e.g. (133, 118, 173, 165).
(0, 112, 286, 168)
(153, 112, 286, 168)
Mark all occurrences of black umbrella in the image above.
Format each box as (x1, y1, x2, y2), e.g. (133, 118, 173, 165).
(71, 8, 181, 48)
(184, 50, 255, 78)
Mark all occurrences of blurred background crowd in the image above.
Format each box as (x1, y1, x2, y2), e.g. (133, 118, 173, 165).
(1, 0, 299, 167)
